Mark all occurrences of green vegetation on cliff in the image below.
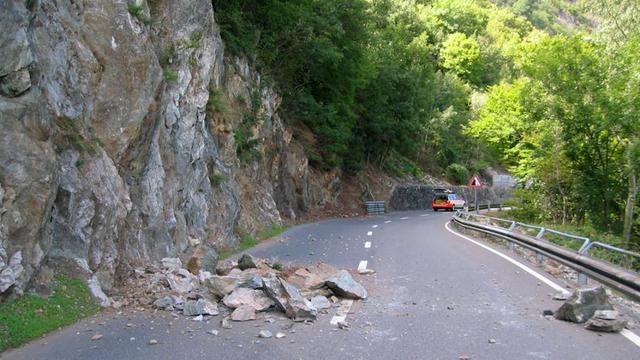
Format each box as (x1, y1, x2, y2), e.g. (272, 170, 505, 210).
(213, 1, 640, 247)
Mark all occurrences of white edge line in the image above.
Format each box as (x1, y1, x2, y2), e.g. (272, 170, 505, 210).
(357, 260, 368, 271)
(367, 231, 373, 236)
(621, 329, 640, 347)
(364, 241, 372, 249)
(445, 221, 640, 349)
(445, 221, 567, 294)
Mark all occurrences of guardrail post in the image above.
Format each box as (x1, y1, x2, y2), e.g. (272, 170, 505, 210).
(536, 228, 545, 239)
(578, 272, 588, 285)
(536, 252, 545, 264)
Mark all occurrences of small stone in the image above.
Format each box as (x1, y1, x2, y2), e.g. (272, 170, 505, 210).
(91, 334, 103, 341)
(238, 254, 258, 270)
(542, 310, 554, 316)
(337, 321, 350, 330)
(460, 356, 471, 360)
(552, 292, 569, 301)
(192, 315, 203, 322)
(148, 339, 158, 345)
(488, 338, 496, 344)
(207, 329, 219, 336)
(126, 323, 133, 327)
(130, 337, 135, 341)
(258, 330, 273, 338)
(275, 332, 286, 339)
(221, 317, 233, 329)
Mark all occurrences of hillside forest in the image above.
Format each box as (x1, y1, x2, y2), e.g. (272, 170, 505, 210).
(210, 1, 640, 250)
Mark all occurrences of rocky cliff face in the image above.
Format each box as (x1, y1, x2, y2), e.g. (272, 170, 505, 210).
(0, 0, 338, 298)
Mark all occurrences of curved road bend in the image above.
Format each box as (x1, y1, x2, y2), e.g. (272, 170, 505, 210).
(2, 210, 639, 360)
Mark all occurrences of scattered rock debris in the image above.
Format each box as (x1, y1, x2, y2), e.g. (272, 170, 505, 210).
(554, 286, 629, 333)
(554, 286, 613, 324)
(114, 256, 367, 329)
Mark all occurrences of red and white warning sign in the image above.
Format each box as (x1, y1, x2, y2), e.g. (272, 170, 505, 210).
(467, 174, 483, 188)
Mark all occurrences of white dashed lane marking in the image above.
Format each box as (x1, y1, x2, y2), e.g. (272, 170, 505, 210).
(364, 241, 372, 248)
(384, 220, 392, 224)
(400, 217, 409, 220)
(367, 231, 373, 236)
(330, 300, 354, 325)
(372, 225, 378, 228)
(420, 213, 430, 217)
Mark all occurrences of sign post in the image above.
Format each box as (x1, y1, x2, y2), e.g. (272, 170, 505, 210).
(467, 174, 483, 214)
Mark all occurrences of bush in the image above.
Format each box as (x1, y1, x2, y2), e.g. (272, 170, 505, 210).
(446, 163, 469, 184)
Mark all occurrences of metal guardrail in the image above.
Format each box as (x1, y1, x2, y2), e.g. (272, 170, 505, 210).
(366, 201, 385, 215)
(452, 211, 640, 301)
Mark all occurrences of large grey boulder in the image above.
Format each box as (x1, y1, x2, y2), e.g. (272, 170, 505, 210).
(222, 288, 273, 311)
(261, 273, 289, 311)
(183, 298, 219, 316)
(153, 295, 184, 311)
(325, 270, 367, 300)
(261, 273, 316, 321)
(554, 287, 613, 323)
(585, 318, 628, 333)
(166, 269, 199, 294)
(230, 305, 257, 321)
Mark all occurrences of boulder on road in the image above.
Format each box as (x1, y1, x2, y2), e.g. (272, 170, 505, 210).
(183, 298, 219, 316)
(230, 305, 257, 321)
(153, 295, 184, 311)
(325, 270, 367, 300)
(281, 279, 317, 321)
(554, 287, 613, 323)
(585, 318, 628, 333)
(222, 288, 273, 311)
(205, 275, 243, 298)
(261, 273, 289, 311)
(310, 296, 331, 310)
(166, 269, 199, 294)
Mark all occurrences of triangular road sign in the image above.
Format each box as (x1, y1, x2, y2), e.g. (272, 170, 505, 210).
(468, 174, 483, 188)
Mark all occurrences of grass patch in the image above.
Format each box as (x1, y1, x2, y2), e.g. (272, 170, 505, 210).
(163, 68, 178, 82)
(218, 224, 288, 260)
(54, 117, 101, 156)
(127, 4, 151, 25)
(0, 276, 100, 352)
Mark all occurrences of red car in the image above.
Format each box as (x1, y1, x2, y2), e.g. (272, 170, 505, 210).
(432, 192, 465, 211)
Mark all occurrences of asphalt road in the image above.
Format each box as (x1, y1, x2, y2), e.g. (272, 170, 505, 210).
(2, 210, 639, 359)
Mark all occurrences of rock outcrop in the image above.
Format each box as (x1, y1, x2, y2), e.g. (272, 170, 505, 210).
(0, 0, 338, 299)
